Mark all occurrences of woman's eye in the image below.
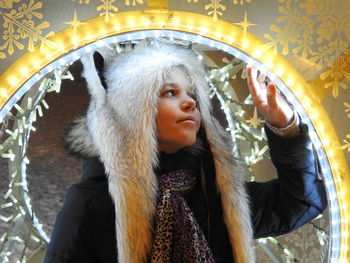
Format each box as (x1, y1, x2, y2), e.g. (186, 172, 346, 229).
(163, 89, 176, 97)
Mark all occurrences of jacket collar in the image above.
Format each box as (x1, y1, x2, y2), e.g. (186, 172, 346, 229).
(81, 158, 106, 182)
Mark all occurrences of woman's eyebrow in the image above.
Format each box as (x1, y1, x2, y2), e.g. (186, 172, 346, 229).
(161, 83, 192, 92)
(161, 83, 178, 89)
(162, 82, 177, 87)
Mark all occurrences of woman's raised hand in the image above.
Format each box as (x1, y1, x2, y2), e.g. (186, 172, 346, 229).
(246, 66, 294, 128)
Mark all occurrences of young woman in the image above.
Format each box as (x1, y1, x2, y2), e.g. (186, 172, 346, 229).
(44, 39, 327, 263)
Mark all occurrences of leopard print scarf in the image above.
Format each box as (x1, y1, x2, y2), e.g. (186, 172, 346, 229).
(151, 169, 215, 263)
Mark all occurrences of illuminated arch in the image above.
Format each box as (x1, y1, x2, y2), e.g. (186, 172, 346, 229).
(0, 10, 348, 262)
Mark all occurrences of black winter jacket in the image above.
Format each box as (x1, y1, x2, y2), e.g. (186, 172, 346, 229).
(44, 124, 327, 263)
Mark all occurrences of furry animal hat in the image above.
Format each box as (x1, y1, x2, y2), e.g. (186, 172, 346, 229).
(66, 39, 255, 263)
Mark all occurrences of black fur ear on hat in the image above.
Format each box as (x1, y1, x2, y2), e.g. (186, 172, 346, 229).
(93, 51, 108, 90)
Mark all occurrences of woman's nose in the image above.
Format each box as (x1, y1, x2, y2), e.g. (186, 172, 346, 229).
(181, 95, 196, 112)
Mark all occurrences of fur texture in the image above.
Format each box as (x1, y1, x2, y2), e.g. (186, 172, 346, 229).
(67, 39, 255, 263)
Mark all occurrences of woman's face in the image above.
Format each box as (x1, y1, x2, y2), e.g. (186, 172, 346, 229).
(156, 69, 201, 153)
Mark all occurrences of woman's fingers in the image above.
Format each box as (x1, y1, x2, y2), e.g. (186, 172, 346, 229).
(266, 83, 278, 110)
(257, 72, 266, 83)
(246, 66, 294, 128)
(247, 66, 266, 104)
(247, 66, 259, 98)
(267, 83, 294, 128)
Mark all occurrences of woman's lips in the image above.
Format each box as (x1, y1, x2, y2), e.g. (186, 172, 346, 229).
(180, 119, 195, 123)
(177, 116, 195, 123)
(177, 118, 196, 127)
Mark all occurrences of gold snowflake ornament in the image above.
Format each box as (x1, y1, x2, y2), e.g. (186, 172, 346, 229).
(341, 102, 350, 152)
(263, 0, 350, 98)
(125, 0, 143, 6)
(205, 0, 226, 21)
(233, 0, 252, 5)
(97, 0, 118, 22)
(345, 102, 350, 118)
(341, 135, 350, 152)
(0, 0, 55, 59)
(71, 0, 90, 4)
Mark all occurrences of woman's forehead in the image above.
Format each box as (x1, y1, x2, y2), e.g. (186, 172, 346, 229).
(163, 67, 193, 92)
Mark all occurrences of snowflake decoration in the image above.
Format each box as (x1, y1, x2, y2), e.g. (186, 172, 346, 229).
(263, 0, 350, 98)
(0, 0, 55, 59)
(97, 0, 119, 22)
(71, 0, 90, 4)
(187, 0, 251, 3)
(125, 0, 143, 6)
(200, 0, 253, 21)
(341, 102, 350, 152)
(341, 135, 350, 152)
(232, 0, 252, 4)
(0, 0, 20, 9)
(96, 0, 144, 21)
(205, 0, 226, 21)
(283, 224, 320, 262)
(344, 102, 350, 117)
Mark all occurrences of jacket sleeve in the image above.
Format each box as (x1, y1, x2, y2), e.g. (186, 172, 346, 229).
(44, 185, 97, 263)
(247, 123, 328, 239)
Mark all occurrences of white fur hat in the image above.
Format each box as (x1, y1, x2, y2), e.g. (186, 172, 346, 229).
(66, 39, 255, 263)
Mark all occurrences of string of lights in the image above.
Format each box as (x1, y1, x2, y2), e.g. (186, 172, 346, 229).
(0, 66, 73, 262)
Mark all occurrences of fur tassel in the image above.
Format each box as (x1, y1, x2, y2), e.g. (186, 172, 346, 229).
(80, 53, 107, 105)
(64, 116, 98, 158)
(204, 118, 255, 263)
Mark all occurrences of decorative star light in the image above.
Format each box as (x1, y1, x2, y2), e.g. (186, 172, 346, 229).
(64, 10, 86, 36)
(246, 107, 264, 129)
(234, 11, 257, 39)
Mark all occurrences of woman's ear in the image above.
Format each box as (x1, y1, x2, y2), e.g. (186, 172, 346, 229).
(93, 51, 108, 90)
